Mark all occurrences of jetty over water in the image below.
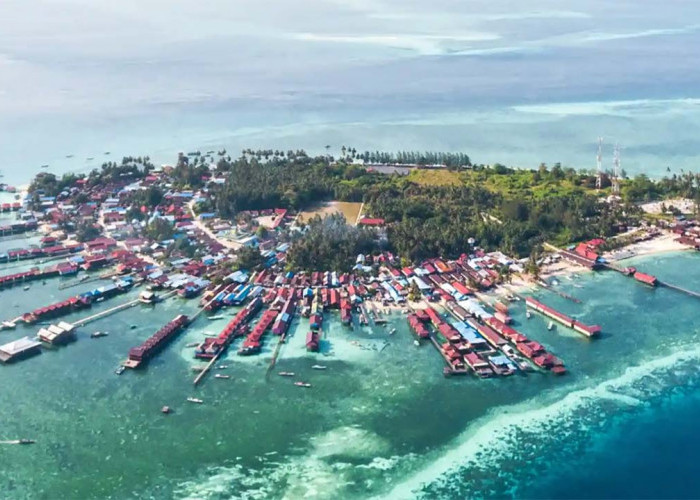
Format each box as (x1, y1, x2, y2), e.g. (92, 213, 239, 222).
(601, 262, 700, 300)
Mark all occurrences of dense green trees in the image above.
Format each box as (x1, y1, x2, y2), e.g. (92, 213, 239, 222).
(354, 150, 471, 167)
(235, 245, 265, 271)
(144, 218, 174, 242)
(209, 153, 646, 263)
(212, 153, 342, 215)
(29, 172, 81, 198)
(286, 214, 379, 271)
(75, 221, 101, 242)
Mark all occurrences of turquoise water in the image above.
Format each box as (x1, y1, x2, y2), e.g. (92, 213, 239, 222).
(1, 250, 700, 498)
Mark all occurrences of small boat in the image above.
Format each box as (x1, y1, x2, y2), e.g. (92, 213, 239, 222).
(130, 325, 137, 330)
(278, 371, 295, 377)
(526, 311, 531, 319)
(216, 365, 229, 370)
(66, 154, 74, 158)
(185, 342, 199, 348)
(388, 328, 396, 335)
(23, 285, 30, 291)
(0, 439, 35, 445)
(311, 365, 327, 370)
(413, 340, 420, 346)
(547, 321, 554, 331)
(161, 406, 171, 414)
(215, 374, 230, 379)
(115, 366, 125, 375)
(91, 331, 109, 338)
(186, 397, 204, 404)
(40, 164, 49, 168)
(294, 381, 312, 388)
(86, 157, 94, 161)
(104, 151, 111, 155)
(208, 315, 224, 320)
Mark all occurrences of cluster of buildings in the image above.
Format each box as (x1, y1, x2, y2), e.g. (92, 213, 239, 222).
(671, 221, 700, 250)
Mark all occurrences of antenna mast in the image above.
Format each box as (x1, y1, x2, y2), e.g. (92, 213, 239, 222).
(595, 137, 603, 190)
(612, 143, 621, 195)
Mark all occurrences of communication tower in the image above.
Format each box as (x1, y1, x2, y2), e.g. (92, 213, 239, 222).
(612, 143, 621, 195)
(595, 137, 603, 190)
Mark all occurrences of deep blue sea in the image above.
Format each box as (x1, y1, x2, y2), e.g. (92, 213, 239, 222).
(535, 387, 700, 500)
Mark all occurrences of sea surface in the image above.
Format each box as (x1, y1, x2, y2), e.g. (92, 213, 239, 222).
(2, 1, 700, 498)
(1, 248, 700, 499)
(2, 1, 700, 185)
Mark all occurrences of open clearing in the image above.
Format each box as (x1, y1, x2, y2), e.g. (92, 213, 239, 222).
(298, 201, 364, 225)
(407, 169, 462, 186)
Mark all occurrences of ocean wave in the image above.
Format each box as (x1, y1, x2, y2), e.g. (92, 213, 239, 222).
(172, 343, 700, 499)
(512, 98, 700, 117)
(384, 343, 700, 499)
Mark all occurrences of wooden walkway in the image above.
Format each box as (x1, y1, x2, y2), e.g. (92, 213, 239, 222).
(266, 334, 286, 377)
(193, 349, 223, 386)
(72, 299, 140, 327)
(428, 334, 469, 376)
(72, 289, 178, 327)
(658, 281, 700, 299)
(603, 262, 700, 299)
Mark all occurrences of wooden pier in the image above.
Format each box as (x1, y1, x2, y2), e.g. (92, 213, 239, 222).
(72, 289, 178, 327)
(193, 349, 223, 386)
(602, 262, 700, 300)
(266, 333, 287, 377)
(367, 301, 387, 324)
(71, 300, 139, 327)
(191, 291, 266, 386)
(58, 269, 122, 290)
(537, 280, 582, 304)
(428, 334, 469, 376)
(658, 280, 700, 299)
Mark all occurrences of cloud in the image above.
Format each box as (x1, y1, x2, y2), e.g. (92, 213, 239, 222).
(448, 23, 700, 58)
(293, 32, 500, 55)
(512, 98, 700, 117)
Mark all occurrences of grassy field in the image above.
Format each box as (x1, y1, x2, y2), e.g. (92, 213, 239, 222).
(406, 168, 600, 199)
(298, 201, 364, 225)
(407, 169, 462, 186)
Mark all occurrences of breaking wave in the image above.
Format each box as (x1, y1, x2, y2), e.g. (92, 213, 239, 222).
(386, 342, 700, 499)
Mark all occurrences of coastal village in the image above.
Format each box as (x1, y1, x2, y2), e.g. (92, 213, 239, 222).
(0, 154, 699, 397)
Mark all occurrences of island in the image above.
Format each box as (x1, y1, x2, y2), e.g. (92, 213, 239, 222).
(1, 147, 698, 380)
